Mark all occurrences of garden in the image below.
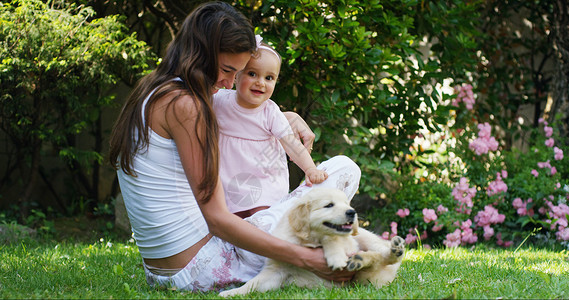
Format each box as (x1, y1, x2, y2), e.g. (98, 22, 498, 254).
(1, 0, 568, 298)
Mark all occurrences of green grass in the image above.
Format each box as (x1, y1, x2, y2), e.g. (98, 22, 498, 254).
(1, 236, 568, 299)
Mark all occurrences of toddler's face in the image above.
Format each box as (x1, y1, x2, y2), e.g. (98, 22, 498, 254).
(235, 49, 280, 109)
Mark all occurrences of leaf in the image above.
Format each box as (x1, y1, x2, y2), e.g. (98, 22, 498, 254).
(113, 264, 123, 275)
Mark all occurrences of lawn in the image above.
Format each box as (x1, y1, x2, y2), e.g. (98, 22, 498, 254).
(1, 230, 568, 299)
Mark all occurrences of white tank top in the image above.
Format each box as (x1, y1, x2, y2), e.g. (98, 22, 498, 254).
(116, 82, 209, 259)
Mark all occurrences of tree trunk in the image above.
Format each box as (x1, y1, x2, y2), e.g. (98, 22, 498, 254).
(550, 0, 569, 143)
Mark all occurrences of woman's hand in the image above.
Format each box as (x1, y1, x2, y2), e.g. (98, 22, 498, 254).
(283, 112, 315, 153)
(300, 247, 355, 282)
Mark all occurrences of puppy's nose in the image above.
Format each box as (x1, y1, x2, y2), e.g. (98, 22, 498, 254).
(346, 209, 356, 219)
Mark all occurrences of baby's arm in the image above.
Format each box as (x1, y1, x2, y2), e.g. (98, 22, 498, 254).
(279, 134, 328, 186)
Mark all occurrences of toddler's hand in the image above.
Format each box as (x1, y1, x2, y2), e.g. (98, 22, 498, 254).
(305, 168, 328, 186)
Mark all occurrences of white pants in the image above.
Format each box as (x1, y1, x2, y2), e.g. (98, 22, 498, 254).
(143, 155, 361, 292)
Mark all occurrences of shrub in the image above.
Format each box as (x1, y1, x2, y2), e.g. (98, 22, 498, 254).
(0, 0, 156, 219)
(367, 85, 569, 249)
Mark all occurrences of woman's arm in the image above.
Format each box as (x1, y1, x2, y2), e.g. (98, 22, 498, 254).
(163, 95, 352, 281)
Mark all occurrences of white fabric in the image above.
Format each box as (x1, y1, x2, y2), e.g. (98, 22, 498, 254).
(116, 84, 209, 259)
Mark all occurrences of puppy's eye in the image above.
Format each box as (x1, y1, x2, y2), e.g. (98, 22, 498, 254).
(324, 203, 334, 208)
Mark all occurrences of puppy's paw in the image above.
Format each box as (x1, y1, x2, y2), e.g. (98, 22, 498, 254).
(326, 254, 348, 270)
(346, 254, 364, 271)
(390, 236, 405, 257)
(219, 287, 245, 298)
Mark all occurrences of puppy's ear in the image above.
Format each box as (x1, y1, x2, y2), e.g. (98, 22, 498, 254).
(352, 214, 359, 236)
(288, 201, 311, 241)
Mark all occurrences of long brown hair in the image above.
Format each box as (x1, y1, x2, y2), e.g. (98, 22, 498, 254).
(108, 2, 255, 203)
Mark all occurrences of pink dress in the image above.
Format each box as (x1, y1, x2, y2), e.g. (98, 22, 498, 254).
(213, 89, 293, 213)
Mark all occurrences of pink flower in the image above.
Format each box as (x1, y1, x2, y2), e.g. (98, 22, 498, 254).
(483, 225, 495, 240)
(513, 198, 534, 216)
(477, 123, 492, 138)
(556, 218, 568, 229)
(544, 126, 553, 137)
(432, 222, 444, 232)
(422, 208, 438, 223)
(437, 205, 449, 213)
(551, 203, 569, 220)
(469, 123, 499, 155)
(554, 147, 564, 160)
(453, 177, 476, 214)
(496, 233, 513, 247)
(383, 222, 399, 240)
(459, 219, 477, 244)
(460, 219, 473, 230)
(487, 172, 508, 196)
(545, 138, 554, 147)
(405, 233, 417, 245)
(543, 203, 569, 233)
(556, 228, 569, 241)
(390, 222, 398, 236)
(396, 208, 410, 218)
(531, 169, 539, 177)
(469, 139, 489, 155)
(513, 198, 526, 215)
(537, 160, 551, 169)
(452, 84, 475, 110)
(551, 167, 557, 175)
(443, 229, 462, 248)
(461, 227, 478, 244)
(474, 205, 505, 228)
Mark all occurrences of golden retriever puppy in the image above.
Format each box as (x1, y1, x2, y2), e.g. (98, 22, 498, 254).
(219, 188, 404, 297)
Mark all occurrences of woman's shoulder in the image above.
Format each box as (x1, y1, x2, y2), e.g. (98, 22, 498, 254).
(151, 90, 200, 137)
(155, 90, 199, 115)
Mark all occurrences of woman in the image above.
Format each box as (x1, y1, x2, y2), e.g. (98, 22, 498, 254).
(108, 1, 361, 291)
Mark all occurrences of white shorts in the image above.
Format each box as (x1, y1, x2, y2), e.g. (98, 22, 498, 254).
(143, 155, 361, 292)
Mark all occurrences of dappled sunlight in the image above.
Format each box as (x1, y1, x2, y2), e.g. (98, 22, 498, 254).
(394, 247, 569, 298)
(402, 248, 569, 277)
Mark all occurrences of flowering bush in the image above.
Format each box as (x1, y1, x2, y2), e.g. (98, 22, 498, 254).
(368, 84, 569, 250)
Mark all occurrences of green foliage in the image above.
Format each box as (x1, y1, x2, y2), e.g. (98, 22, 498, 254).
(246, 0, 481, 197)
(0, 0, 156, 216)
(25, 209, 56, 237)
